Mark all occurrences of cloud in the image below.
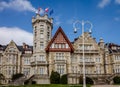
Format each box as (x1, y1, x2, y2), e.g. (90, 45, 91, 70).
(0, 27, 33, 45)
(115, 0, 120, 4)
(0, 0, 37, 12)
(98, 0, 111, 8)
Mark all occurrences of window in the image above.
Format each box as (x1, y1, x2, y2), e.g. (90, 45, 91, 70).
(40, 25, 44, 27)
(56, 53, 64, 60)
(57, 65, 64, 74)
(12, 55, 16, 64)
(40, 42, 44, 50)
(115, 55, 120, 61)
(12, 66, 16, 74)
(24, 57, 30, 65)
(96, 65, 101, 74)
(34, 43, 36, 48)
(8, 67, 12, 75)
(0, 56, 1, 64)
(51, 43, 54, 48)
(40, 32, 44, 38)
(66, 44, 68, 48)
(114, 65, 120, 73)
(61, 44, 65, 48)
(79, 44, 93, 50)
(96, 57, 100, 62)
(47, 26, 50, 40)
(40, 67, 44, 75)
(9, 47, 15, 52)
(72, 66, 77, 73)
(47, 32, 50, 40)
(23, 68, 30, 76)
(79, 57, 83, 62)
(39, 55, 45, 61)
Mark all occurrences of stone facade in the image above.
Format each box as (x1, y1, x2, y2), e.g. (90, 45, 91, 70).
(0, 14, 120, 84)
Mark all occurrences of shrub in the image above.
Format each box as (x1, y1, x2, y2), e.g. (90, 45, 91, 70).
(50, 71, 60, 84)
(79, 76, 83, 84)
(79, 76, 93, 84)
(86, 77, 94, 84)
(0, 73, 5, 84)
(12, 73, 24, 81)
(60, 74, 68, 84)
(0, 73, 5, 80)
(113, 76, 120, 84)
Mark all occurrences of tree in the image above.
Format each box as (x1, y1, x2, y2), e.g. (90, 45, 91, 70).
(50, 71, 60, 84)
(113, 76, 120, 84)
(79, 76, 93, 84)
(60, 74, 68, 84)
(0, 73, 5, 84)
(12, 73, 24, 81)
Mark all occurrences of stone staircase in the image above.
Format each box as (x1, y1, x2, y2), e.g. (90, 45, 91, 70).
(24, 74, 50, 84)
(95, 78, 107, 85)
(106, 74, 117, 84)
(10, 75, 27, 85)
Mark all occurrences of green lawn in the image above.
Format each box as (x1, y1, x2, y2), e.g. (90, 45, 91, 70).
(4, 84, 91, 87)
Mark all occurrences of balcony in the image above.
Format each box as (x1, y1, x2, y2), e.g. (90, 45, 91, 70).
(74, 50, 99, 54)
(31, 61, 48, 66)
(54, 60, 66, 64)
(79, 61, 95, 66)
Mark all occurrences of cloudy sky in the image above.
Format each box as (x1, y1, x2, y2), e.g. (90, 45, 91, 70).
(0, 0, 120, 45)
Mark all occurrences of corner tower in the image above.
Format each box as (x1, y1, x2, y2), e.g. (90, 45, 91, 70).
(31, 14, 53, 84)
(32, 14, 53, 53)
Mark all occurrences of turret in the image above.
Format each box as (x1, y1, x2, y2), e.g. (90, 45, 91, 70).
(32, 14, 53, 53)
(99, 37, 105, 49)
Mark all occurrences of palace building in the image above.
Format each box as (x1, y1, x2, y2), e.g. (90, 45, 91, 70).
(0, 14, 120, 85)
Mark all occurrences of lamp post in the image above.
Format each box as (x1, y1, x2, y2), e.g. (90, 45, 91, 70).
(73, 20, 93, 87)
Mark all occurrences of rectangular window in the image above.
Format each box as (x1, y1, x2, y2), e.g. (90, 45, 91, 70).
(61, 44, 65, 48)
(40, 67, 44, 75)
(24, 57, 30, 65)
(40, 42, 44, 50)
(57, 65, 64, 74)
(96, 58, 100, 62)
(0, 56, 1, 64)
(66, 44, 68, 48)
(47, 32, 50, 40)
(23, 68, 30, 76)
(34, 43, 36, 48)
(56, 53, 64, 60)
(39, 55, 45, 61)
(72, 66, 77, 73)
(79, 44, 93, 50)
(40, 33, 44, 38)
(12, 55, 16, 64)
(96, 65, 101, 74)
(51, 43, 54, 48)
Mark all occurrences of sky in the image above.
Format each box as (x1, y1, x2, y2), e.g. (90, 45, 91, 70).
(0, 0, 120, 45)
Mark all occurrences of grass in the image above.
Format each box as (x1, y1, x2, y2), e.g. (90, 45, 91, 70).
(1, 84, 91, 87)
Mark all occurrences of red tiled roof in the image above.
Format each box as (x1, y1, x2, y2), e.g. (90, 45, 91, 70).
(46, 26, 74, 52)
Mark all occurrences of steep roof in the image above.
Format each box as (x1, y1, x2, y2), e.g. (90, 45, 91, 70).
(46, 27, 74, 52)
(0, 40, 33, 54)
(106, 43, 120, 53)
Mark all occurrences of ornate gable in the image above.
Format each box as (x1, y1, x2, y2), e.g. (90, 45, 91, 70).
(4, 40, 20, 53)
(73, 32, 100, 51)
(46, 27, 74, 52)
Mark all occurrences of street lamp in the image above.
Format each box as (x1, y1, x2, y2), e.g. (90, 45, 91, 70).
(73, 20, 93, 87)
